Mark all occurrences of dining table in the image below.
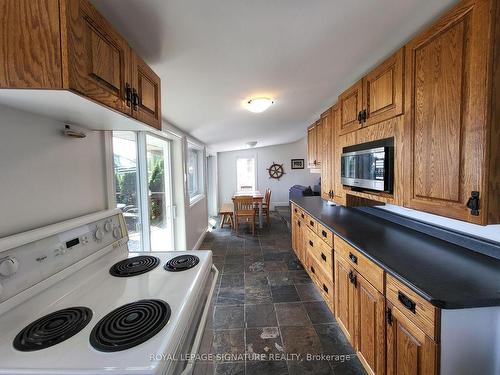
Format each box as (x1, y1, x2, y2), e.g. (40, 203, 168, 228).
(232, 190, 264, 228)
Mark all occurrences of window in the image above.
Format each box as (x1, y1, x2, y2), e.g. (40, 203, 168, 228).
(113, 131, 174, 251)
(236, 157, 256, 192)
(187, 143, 204, 203)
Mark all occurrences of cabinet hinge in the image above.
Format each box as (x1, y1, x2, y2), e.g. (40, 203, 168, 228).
(386, 307, 393, 326)
(466, 191, 480, 216)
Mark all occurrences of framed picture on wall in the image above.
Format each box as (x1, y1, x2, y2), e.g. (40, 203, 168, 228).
(291, 159, 304, 169)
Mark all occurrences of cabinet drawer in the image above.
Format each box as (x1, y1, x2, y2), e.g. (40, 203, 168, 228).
(305, 214, 317, 232)
(308, 255, 334, 304)
(306, 231, 333, 282)
(386, 274, 438, 340)
(316, 222, 333, 247)
(334, 236, 384, 293)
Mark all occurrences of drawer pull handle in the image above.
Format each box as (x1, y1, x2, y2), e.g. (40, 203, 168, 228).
(309, 240, 313, 247)
(398, 292, 416, 313)
(348, 270, 357, 287)
(310, 220, 314, 226)
(301, 214, 305, 219)
(310, 266, 315, 274)
(323, 284, 329, 293)
(348, 252, 358, 264)
(294, 208, 297, 213)
(321, 253, 327, 262)
(298, 221, 301, 227)
(322, 230, 327, 237)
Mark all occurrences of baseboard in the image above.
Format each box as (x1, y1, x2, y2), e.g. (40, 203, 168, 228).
(192, 226, 210, 250)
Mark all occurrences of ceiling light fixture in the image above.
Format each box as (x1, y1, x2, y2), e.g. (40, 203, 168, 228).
(246, 141, 258, 148)
(245, 97, 274, 113)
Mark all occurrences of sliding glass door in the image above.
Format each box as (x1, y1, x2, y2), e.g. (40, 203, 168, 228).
(113, 131, 174, 252)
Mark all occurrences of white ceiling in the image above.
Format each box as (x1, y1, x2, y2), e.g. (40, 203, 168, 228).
(93, 0, 457, 152)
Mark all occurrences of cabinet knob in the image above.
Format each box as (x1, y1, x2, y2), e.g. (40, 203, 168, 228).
(348, 252, 358, 264)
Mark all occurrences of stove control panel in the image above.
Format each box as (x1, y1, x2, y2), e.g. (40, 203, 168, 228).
(0, 212, 127, 302)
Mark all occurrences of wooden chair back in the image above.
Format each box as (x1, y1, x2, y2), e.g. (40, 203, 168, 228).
(265, 188, 271, 206)
(232, 196, 255, 217)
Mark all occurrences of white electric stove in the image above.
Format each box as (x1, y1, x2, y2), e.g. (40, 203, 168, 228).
(0, 209, 218, 375)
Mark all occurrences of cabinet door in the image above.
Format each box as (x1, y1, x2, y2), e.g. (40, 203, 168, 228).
(0, 0, 62, 88)
(404, 0, 492, 224)
(363, 49, 404, 127)
(321, 108, 332, 200)
(355, 273, 386, 375)
(386, 304, 437, 375)
(338, 80, 363, 135)
(65, 0, 132, 115)
(334, 255, 356, 344)
(131, 52, 162, 130)
(307, 124, 317, 168)
(315, 119, 323, 166)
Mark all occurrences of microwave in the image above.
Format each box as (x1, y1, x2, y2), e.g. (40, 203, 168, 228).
(341, 138, 394, 193)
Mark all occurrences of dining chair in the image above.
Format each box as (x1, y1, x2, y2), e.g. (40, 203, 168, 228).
(262, 188, 272, 226)
(232, 196, 257, 235)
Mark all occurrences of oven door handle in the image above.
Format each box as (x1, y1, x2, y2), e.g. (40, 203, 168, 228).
(180, 264, 219, 375)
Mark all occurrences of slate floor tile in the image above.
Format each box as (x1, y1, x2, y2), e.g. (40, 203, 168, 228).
(213, 305, 245, 329)
(245, 327, 284, 360)
(313, 323, 356, 355)
(271, 285, 300, 303)
(220, 274, 244, 288)
(275, 302, 311, 326)
(244, 273, 269, 287)
(246, 360, 289, 375)
(264, 261, 289, 272)
(222, 263, 245, 274)
(245, 261, 265, 272)
(193, 361, 215, 375)
(280, 325, 324, 357)
(287, 360, 333, 375)
(215, 362, 245, 375)
(303, 301, 335, 324)
(245, 304, 278, 328)
(330, 355, 367, 374)
(212, 329, 245, 361)
(286, 258, 304, 270)
(217, 287, 245, 305)
(245, 285, 273, 304)
(267, 272, 294, 287)
(289, 270, 313, 284)
(296, 283, 323, 302)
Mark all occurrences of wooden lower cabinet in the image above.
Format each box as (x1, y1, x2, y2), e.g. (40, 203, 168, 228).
(334, 255, 356, 344)
(335, 254, 385, 375)
(386, 303, 437, 375)
(356, 272, 386, 375)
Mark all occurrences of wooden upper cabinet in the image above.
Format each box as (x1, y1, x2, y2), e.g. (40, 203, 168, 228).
(0, 0, 62, 88)
(132, 52, 161, 130)
(363, 49, 404, 127)
(321, 108, 333, 200)
(386, 304, 437, 375)
(355, 273, 386, 375)
(307, 123, 317, 168)
(65, 0, 132, 115)
(338, 80, 363, 135)
(315, 119, 323, 166)
(403, 0, 497, 224)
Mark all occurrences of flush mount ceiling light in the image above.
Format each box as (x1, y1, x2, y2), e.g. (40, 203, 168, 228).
(246, 141, 258, 148)
(245, 97, 274, 113)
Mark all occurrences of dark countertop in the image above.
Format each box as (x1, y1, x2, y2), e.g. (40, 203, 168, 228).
(291, 196, 500, 309)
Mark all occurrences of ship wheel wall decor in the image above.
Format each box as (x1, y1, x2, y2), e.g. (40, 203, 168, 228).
(267, 162, 285, 180)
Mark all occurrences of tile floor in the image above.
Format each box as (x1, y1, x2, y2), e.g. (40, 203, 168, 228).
(194, 213, 367, 375)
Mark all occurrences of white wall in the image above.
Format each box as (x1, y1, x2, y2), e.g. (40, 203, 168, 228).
(217, 137, 318, 209)
(184, 139, 209, 249)
(0, 104, 107, 237)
